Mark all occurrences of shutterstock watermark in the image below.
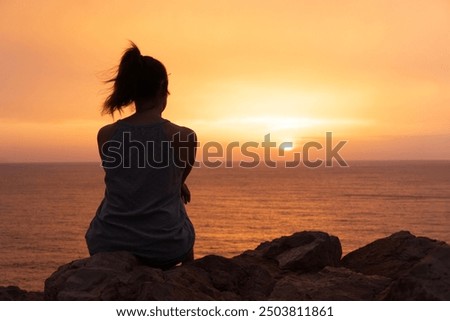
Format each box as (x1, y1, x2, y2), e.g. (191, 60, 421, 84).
(101, 132, 348, 169)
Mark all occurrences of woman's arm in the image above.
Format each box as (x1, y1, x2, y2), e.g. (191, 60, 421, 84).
(162, 122, 197, 203)
(180, 128, 197, 183)
(96, 123, 118, 160)
(179, 128, 197, 204)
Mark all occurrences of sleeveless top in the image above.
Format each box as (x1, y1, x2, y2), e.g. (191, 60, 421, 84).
(85, 119, 195, 265)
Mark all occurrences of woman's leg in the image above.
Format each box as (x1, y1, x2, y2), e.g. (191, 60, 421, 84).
(181, 248, 194, 264)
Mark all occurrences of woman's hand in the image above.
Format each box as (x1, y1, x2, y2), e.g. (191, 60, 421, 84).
(181, 183, 191, 204)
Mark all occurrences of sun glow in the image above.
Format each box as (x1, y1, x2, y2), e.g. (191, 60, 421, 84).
(0, 1, 449, 161)
(281, 142, 294, 152)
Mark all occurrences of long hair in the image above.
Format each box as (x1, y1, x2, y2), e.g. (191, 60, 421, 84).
(103, 42, 169, 115)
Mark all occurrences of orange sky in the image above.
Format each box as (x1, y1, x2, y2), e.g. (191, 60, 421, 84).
(1, 0, 449, 162)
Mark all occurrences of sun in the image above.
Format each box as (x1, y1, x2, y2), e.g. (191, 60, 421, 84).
(281, 142, 294, 151)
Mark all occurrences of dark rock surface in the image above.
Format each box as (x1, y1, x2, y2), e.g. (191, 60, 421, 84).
(342, 231, 450, 300)
(249, 231, 342, 272)
(44, 231, 347, 300)
(3, 231, 449, 300)
(0, 286, 43, 301)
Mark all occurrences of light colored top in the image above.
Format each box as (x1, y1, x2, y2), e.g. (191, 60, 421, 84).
(85, 119, 195, 265)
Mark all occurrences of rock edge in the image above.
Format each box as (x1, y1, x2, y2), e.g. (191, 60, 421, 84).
(2, 231, 449, 300)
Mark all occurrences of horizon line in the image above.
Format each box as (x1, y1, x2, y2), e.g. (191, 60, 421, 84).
(1, 159, 450, 165)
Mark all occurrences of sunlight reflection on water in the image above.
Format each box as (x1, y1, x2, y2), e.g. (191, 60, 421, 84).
(0, 161, 449, 291)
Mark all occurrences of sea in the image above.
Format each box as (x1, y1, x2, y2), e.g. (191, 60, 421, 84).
(0, 161, 449, 291)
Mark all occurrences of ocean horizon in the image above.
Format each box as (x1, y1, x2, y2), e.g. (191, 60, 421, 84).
(1, 160, 449, 291)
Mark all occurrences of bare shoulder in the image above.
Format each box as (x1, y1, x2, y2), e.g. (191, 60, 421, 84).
(97, 123, 119, 147)
(180, 125, 197, 141)
(164, 121, 197, 141)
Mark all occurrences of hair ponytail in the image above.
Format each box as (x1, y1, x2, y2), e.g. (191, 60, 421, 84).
(102, 42, 168, 115)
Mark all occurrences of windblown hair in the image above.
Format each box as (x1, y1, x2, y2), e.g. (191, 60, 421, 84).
(103, 42, 169, 115)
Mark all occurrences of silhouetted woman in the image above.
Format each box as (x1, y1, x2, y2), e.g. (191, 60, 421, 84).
(86, 42, 196, 269)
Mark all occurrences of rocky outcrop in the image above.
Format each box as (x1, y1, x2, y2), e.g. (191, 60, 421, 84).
(0, 286, 43, 301)
(4, 230, 449, 300)
(268, 267, 390, 300)
(342, 231, 450, 300)
(249, 231, 342, 272)
(42, 230, 450, 300)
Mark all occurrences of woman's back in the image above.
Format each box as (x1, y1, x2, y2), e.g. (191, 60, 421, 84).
(85, 119, 195, 266)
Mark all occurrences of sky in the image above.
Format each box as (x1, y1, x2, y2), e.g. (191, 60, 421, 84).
(1, 0, 449, 162)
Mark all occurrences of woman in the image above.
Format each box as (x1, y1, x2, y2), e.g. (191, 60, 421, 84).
(86, 42, 196, 269)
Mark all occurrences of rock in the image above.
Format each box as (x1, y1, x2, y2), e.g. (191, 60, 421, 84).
(0, 286, 43, 300)
(342, 231, 450, 300)
(31, 230, 450, 300)
(380, 245, 450, 300)
(44, 231, 342, 300)
(44, 251, 166, 300)
(250, 231, 342, 272)
(269, 267, 391, 300)
(342, 231, 442, 278)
